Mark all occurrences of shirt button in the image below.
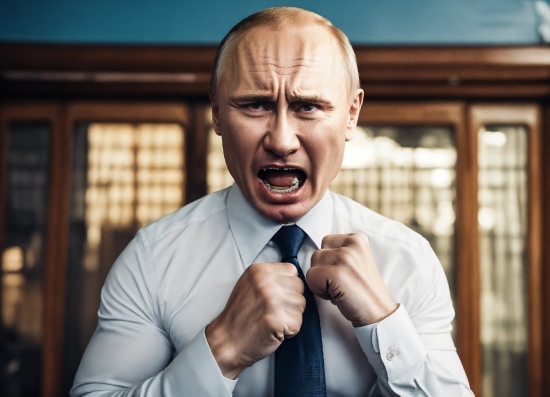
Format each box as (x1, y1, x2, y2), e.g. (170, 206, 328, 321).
(386, 344, 399, 361)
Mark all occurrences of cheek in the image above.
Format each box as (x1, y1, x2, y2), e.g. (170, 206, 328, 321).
(308, 134, 345, 180)
(221, 120, 262, 175)
(222, 117, 252, 152)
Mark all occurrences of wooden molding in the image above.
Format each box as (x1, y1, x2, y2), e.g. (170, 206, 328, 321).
(2, 44, 550, 98)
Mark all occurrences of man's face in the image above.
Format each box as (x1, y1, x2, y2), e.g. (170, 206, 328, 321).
(212, 23, 363, 224)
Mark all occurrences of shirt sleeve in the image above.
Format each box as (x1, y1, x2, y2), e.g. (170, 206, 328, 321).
(70, 231, 235, 397)
(353, 244, 474, 397)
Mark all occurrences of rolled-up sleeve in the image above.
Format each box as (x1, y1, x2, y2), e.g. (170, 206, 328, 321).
(70, 231, 234, 397)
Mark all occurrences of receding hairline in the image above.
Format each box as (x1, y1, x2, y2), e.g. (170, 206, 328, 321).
(209, 7, 360, 101)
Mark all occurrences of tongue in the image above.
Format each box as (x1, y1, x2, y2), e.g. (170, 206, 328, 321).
(263, 170, 302, 187)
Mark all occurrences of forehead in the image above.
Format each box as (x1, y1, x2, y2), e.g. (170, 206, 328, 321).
(220, 24, 345, 97)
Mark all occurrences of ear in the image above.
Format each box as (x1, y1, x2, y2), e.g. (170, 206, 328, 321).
(345, 88, 364, 142)
(209, 89, 222, 136)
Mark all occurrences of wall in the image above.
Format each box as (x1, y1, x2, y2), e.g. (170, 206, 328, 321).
(0, 0, 545, 45)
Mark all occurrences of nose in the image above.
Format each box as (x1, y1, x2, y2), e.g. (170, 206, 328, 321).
(262, 110, 300, 157)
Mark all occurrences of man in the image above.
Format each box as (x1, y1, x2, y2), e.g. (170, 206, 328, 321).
(72, 7, 473, 397)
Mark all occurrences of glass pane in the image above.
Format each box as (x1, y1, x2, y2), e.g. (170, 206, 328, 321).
(61, 123, 186, 395)
(1, 122, 50, 397)
(331, 126, 457, 306)
(479, 125, 528, 397)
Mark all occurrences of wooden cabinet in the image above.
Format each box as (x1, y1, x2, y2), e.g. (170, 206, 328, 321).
(1, 44, 549, 397)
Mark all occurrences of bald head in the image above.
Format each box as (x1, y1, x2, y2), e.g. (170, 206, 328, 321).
(209, 7, 360, 102)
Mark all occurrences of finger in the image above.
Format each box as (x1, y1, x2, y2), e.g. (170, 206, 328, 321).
(281, 293, 306, 316)
(306, 266, 334, 300)
(321, 233, 368, 249)
(250, 262, 298, 277)
(281, 300, 305, 338)
(275, 273, 305, 295)
(321, 233, 352, 249)
(282, 311, 303, 338)
(312, 247, 357, 269)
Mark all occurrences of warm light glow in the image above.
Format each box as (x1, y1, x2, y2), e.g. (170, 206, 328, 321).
(478, 206, 496, 230)
(84, 123, 185, 272)
(2, 247, 24, 272)
(481, 129, 507, 147)
(430, 169, 453, 188)
(207, 126, 234, 193)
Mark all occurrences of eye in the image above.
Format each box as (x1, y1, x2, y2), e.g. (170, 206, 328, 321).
(300, 104, 318, 112)
(247, 103, 264, 111)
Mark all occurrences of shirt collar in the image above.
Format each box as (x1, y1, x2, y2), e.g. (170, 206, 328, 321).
(227, 184, 333, 266)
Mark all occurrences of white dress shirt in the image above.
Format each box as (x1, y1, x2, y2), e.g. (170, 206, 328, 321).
(71, 184, 473, 397)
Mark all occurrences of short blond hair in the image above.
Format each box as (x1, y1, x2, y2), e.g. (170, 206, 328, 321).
(209, 7, 360, 101)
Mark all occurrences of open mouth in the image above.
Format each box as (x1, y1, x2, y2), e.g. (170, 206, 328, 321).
(258, 167, 307, 194)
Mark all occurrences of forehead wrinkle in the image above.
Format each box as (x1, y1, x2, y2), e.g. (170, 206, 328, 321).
(245, 55, 338, 80)
(235, 26, 338, 66)
(221, 24, 349, 100)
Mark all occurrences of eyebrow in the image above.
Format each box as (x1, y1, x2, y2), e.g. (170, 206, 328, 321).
(229, 94, 274, 103)
(229, 93, 332, 104)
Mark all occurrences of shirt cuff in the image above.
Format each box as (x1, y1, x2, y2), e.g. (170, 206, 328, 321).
(163, 327, 237, 396)
(354, 303, 427, 381)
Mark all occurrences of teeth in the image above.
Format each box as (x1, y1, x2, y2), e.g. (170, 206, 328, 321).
(263, 177, 301, 194)
(261, 167, 297, 172)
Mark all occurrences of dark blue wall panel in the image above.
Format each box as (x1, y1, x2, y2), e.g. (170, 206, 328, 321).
(0, 0, 543, 45)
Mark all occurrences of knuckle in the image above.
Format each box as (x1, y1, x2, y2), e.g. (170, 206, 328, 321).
(295, 278, 305, 294)
(287, 316, 303, 336)
(344, 233, 360, 245)
(285, 263, 298, 276)
(311, 249, 321, 263)
(336, 248, 353, 264)
(251, 271, 268, 289)
(264, 313, 282, 331)
(306, 267, 319, 286)
(331, 264, 347, 281)
(298, 295, 306, 311)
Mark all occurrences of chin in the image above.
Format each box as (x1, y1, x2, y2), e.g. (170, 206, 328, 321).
(238, 174, 322, 223)
(255, 200, 313, 224)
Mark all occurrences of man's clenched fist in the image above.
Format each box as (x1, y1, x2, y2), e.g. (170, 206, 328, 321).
(308, 233, 397, 327)
(206, 262, 305, 379)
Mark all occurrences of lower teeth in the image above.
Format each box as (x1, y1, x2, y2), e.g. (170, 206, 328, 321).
(264, 177, 301, 193)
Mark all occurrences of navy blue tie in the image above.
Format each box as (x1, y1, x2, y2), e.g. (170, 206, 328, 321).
(271, 225, 326, 397)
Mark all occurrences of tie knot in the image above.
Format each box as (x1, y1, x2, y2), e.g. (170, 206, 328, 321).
(271, 225, 306, 261)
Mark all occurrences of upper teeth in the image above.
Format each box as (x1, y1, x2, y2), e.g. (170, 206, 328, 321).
(262, 167, 296, 171)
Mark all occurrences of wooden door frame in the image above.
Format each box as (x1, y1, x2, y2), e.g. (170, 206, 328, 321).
(468, 104, 543, 397)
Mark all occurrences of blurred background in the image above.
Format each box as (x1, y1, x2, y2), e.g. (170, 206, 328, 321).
(1, 1, 550, 396)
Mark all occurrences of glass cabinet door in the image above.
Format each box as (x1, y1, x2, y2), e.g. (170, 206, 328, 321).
(478, 125, 528, 397)
(1, 122, 51, 397)
(470, 104, 542, 397)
